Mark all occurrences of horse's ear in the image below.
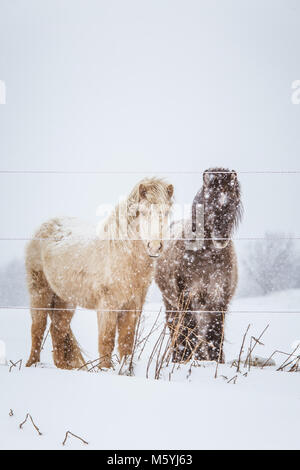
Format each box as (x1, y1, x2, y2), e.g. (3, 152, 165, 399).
(167, 184, 174, 198)
(231, 170, 237, 181)
(203, 171, 211, 185)
(139, 183, 147, 200)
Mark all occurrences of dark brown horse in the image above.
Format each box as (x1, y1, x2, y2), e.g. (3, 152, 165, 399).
(155, 168, 242, 363)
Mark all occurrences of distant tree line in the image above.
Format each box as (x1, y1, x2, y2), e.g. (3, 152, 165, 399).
(237, 232, 300, 297)
(0, 259, 28, 306)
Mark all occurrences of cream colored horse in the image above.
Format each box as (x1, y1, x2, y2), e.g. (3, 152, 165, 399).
(25, 178, 173, 370)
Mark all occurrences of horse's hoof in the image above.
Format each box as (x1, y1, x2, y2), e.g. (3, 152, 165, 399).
(119, 363, 135, 376)
(120, 368, 134, 377)
(26, 359, 39, 367)
(98, 361, 114, 370)
(99, 367, 111, 372)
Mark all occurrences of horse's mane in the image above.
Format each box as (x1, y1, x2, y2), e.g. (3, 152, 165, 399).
(99, 177, 173, 247)
(191, 168, 243, 234)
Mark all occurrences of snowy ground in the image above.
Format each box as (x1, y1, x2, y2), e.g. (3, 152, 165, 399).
(1, 288, 300, 450)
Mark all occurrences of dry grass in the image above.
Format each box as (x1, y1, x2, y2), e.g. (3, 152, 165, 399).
(33, 303, 299, 380)
(145, 293, 215, 380)
(9, 359, 22, 373)
(72, 305, 300, 381)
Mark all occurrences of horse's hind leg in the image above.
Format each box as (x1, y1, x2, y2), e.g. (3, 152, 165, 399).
(26, 310, 48, 367)
(49, 297, 85, 369)
(26, 270, 53, 367)
(97, 309, 118, 368)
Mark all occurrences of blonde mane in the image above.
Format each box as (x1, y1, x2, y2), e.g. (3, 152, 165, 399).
(101, 177, 174, 245)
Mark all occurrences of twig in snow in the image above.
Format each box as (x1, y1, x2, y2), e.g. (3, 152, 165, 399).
(90, 354, 119, 372)
(118, 354, 129, 375)
(137, 309, 162, 361)
(236, 324, 251, 373)
(244, 325, 269, 369)
(19, 413, 42, 435)
(128, 312, 143, 376)
(261, 349, 295, 369)
(168, 362, 176, 382)
(78, 354, 119, 373)
(227, 375, 238, 384)
(261, 351, 277, 369)
(277, 344, 300, 371)
(186, 360, 197, 380)
(41, 326, 50, 351)
(9, 409, 13, 417)
(77, 358, 97, 371)
(146, 326, 166, 379)
(215, 312, 225, 379)
(62, 431, 88, 446)
(154, 323, 169, 380)
(277, 354, 300, 372)
(9, 359, 22, 373)
(289, 356, 300, 372)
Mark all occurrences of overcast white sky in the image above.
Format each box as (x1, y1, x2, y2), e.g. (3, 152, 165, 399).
(0, 0, 300, 264)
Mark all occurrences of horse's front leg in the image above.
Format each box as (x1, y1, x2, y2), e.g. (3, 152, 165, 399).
(202, 280, 229, 362)
(205, 308, 226, 363)
(97, 308, 118, 368)
(117, 306, 140, 363)
(164, 297, 199, 363)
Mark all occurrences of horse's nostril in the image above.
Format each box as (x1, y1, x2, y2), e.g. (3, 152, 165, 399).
(159, 242, 163, 252)
(147, 242, 151, 249)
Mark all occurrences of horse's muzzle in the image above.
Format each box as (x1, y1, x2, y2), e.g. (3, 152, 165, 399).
(213, 240, 229, 249)
(147, 241, 163, 258)
(212, 234, 230, 249)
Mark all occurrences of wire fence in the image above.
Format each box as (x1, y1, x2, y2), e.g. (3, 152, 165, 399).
(0, 306, 300, 314)
(1, 237, 300, 241)
(0, 169, 300, 314)
(1, 170, 300, 175)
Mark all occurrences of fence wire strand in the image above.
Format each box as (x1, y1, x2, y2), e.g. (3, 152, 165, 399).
(1, 237, 300, 241)
(0, 169, 299, 316)
(0, 306, 299, 314)
(1, 170, 300, 175)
